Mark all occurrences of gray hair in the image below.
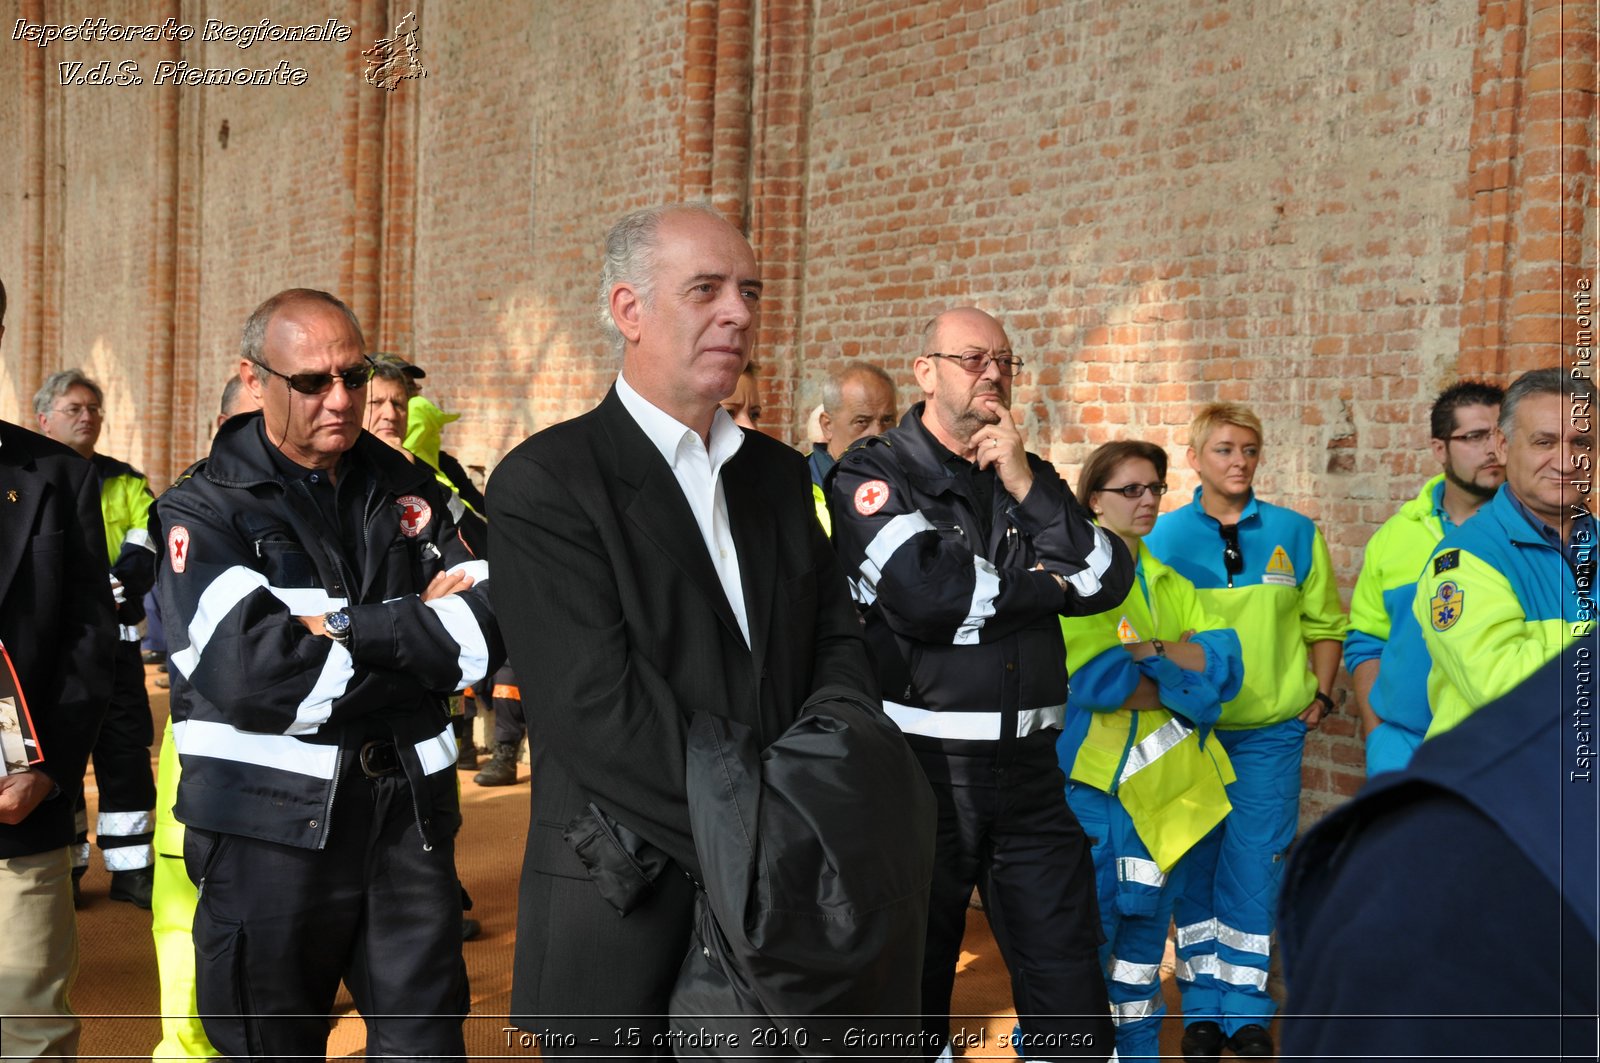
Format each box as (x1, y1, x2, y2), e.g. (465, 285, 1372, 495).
(240, 288, 364, 368)
(597, 202, 725, 354)
(33, 368, 103, 416)
(1500, 367, 1595, 433)
(820, 361, 895, 413)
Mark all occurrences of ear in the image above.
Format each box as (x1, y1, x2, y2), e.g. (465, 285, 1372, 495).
(912, 355, 939, 399)
(1428, 436, 1448, 466)
(1492, 427, 1509, 466)
(610, 282, 644, 345)
(1186, 446, 1200, 473)
(239, 358, 267, 405)
(818, 410, 833, 444)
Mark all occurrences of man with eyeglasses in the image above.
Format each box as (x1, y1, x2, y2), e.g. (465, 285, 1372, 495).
(1344, 382, 1504, 775)
(155, 287, 502, 1060)
(1413, 367, 1597, 741)
(1144, 402, 1346, 1062)
(34, 368, 160, 908)
(830, 306, 1132, 1061)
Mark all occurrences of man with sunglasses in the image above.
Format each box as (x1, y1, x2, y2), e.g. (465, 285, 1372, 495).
(1344, 382, 1503, 775)
(34, 368, 160, 908)
(1144, 402, 1346, 1062)
(156, 288, 502, 1060)
(830, 306, 1132, 1062)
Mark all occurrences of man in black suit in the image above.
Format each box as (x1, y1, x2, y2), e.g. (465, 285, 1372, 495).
(0, 277, 118, 1058)
(489, 204, 880, 1054)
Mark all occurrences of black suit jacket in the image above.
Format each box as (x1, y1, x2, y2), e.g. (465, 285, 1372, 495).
(488, 387, 878, 1016)
(0, 420, 116, 858)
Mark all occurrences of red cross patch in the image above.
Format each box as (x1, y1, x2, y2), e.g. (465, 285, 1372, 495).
(396, 494, 432, 538)
(854, 479, 890, 516)
(167, 525, 190, 574)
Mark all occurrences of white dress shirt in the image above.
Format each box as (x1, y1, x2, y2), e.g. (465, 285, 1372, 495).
(614, 373, 750, 646)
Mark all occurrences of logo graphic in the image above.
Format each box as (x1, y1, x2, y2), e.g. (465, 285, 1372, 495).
(168, 525, 190, 573)
(1434, 549, 1460, 575)
(854, 480, 890, 517)
(397, 495, 432, 538)
(1430, 581, 1464, 632)
(363, 11, 426, 91)
(1116, 616, 1141, 644)
(1265, 545, 1295, 577)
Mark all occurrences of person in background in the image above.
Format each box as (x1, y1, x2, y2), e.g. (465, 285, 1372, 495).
(1344, 381, 1503, 774)
(1415, 367, 1595, 740)
(35, 368, 159, 908)
(1058, 440, 1243, 1062)
(719, 360, 764, 431)
(1145, 403, 1347, 1062)
(810, 361, 898, 535)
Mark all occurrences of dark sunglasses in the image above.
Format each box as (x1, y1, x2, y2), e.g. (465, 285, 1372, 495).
(253, 358, 374, 396)
(1220, 523, 1244, 587)
(1095, 481, 1168, 500)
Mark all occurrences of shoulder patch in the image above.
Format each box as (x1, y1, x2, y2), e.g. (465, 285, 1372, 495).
(167, 525, 190, 573)
(854, 479, 890, 517)
(396, 495, 432, 538)
(1429, 580, 1464, 632)
(1434, 549, 1460, 575)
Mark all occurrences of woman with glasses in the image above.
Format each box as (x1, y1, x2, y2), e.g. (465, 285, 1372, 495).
(1057, 441, 1243, 1062)
(1144, 404, 1347, 1062)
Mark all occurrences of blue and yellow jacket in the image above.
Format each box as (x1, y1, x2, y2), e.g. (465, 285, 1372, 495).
(1059, 541, 1243, 871)
(1417, 484, 1596, 739)
(1147, 488, 1347, 729)
(1346, 475, 1456, 773)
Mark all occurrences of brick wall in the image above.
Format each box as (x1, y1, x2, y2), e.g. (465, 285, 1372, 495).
(1, 0, 1594, 819)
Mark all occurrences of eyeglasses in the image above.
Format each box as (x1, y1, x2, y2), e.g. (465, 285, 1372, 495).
(1219, 523, 1244, 587)
(51, 403, 103, 419)
(1441, 429, 1497, 447)
(252, 358, 374, 396)
(1095, 481, 1168, 500)
(928, 351, 1024, 376)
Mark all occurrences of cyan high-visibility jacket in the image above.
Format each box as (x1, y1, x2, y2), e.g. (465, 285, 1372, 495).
(1059, 541, 1243, 871)
(1147, 488, 1348, 729)
(92, 453, 157, 633)
(1417, 484, 1596, 739)
(1347, 475, 1460, 772)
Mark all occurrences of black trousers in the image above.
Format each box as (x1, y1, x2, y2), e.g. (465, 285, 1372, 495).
(917, 732, 1114, 1062)
(185, 755, 467, 1062)
(75, 641, 156, 869)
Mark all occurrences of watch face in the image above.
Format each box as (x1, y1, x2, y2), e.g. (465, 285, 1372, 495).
(326, 611, 351, 636)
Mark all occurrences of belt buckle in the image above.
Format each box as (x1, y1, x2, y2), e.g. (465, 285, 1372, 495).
(358, 739, 399, 778)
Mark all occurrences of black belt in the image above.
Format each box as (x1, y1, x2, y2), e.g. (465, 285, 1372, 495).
(358, 739, 401, 779)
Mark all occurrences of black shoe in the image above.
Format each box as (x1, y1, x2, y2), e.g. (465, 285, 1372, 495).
(462, 916, 482, 942)
(1227, 1024, 1274, 1058)
(141, 650, 166, 665)
(109, 866, 154, 909)
(71, 869, 86, 910)
(456, 740, 479, 771)
(1181, 1021, 1226, 1063)
(473, 742, 521, 787)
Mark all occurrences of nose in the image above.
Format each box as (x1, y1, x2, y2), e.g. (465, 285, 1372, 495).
(324, 379, 359, 411)
(719, 289, 753, 330)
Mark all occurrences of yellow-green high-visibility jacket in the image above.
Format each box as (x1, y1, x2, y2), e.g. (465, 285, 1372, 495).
(812, 481, 832, 537)
(1418, 484, 1597, 739)
(1347, 475, 1449, 669)
(92, 453, 157, 631)
(1059, 542, 1244, 871)
(1147, 489, 1348, 729)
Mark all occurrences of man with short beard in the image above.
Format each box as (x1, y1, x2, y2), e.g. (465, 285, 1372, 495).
(830, 306, 1131, 1061)
(1345, 381, 1504, 774)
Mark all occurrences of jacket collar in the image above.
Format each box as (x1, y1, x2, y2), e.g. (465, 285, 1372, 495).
(202, 412, 434, 497)
(1187, 484, 1260, 526)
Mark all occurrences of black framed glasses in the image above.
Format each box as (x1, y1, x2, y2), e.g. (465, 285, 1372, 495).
(1096, 481, 1168, 500)
(1220, 523, 1244, 587)
(252, 358, 374, 396)
(928, 351, 1024, 376)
